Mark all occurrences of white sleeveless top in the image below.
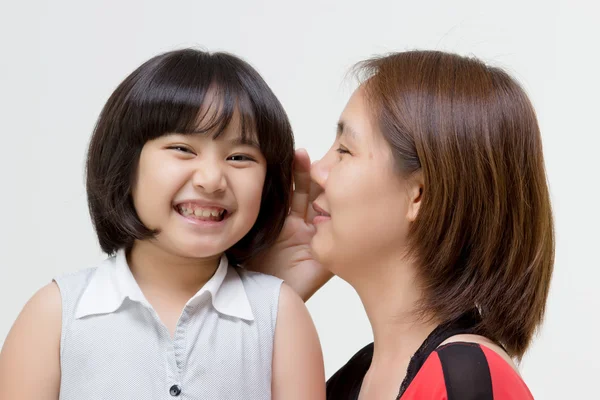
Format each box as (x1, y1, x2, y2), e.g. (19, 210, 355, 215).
(53, 249, 282, 400)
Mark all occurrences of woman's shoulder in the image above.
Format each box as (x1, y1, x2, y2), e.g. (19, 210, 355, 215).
(403, 341, 534, 399)
(326, 343, 373, 399)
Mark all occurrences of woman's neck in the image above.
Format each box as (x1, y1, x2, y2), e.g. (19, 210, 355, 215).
(351, 255, 440, 370)
(127, 240, 222, 302)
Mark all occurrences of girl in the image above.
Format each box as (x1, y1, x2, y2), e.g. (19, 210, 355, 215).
(0, 49, 325, 399)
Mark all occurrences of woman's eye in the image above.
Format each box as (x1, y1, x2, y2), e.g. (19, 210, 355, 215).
(228, 154, 255, 162)
(336, 146, 351, 155)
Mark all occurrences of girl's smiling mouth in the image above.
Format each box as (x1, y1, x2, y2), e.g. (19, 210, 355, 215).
(174, 201, 231, 223)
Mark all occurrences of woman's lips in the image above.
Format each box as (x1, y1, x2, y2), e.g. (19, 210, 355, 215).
(312, 202, 331, 225)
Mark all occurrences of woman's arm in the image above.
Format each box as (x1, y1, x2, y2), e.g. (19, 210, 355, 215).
(247, 149, 333, 301)
(0, 282, 62, 400)
(271, 283, 326, 400)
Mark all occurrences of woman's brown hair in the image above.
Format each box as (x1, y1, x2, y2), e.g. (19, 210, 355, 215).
(357, 51, 554, 359)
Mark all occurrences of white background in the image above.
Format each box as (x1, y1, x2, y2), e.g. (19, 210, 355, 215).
(1, 0, 598, 398)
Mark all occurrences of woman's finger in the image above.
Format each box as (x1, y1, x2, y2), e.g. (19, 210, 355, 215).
(305, 179, 322, 224)
(290, 149, 312, 219)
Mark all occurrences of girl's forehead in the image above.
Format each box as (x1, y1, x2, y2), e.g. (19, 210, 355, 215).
(182, 110, 259, 146)
(185, 90, 258, 142)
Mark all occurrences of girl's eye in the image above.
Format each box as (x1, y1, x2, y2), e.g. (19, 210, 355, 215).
(228, 154, 255, 162)
(168, 145, 194, 154)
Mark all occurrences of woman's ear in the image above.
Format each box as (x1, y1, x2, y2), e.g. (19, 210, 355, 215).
(406, 172, 424, 222)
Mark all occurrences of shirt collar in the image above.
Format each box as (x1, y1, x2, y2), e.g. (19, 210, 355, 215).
(75, 249, 254, 321)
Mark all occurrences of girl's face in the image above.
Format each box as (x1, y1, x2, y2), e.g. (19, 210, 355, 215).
(310, 86, 421, 278)
(131, 112, 267, 260)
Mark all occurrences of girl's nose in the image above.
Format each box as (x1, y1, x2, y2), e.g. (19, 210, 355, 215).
(192, 163, 227, 193)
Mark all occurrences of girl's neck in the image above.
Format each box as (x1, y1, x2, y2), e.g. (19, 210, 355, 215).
(127, 240, 222, 301)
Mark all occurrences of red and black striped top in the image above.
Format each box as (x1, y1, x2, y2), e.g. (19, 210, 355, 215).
(326, 312, 534, 399)
(399, 341, 533, 399)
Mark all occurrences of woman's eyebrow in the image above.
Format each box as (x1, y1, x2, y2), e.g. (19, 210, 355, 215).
(337, 121, 358, 140)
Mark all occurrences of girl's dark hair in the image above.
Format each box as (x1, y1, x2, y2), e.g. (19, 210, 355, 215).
(86, 49, 294, 265)
(356, 51, 554, 359)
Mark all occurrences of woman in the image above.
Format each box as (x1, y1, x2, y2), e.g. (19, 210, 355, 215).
(249, 50, 553, 399)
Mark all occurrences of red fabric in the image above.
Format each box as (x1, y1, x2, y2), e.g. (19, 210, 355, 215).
(481, 345, 534, 399)
(399, 344, 534, 399)
(401, 352, 447, 399)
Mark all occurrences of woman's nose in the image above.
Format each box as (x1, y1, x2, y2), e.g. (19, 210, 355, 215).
(310, 157, 328, 189)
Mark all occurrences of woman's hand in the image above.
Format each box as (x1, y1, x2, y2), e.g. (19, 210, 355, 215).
(247, 149, 333, 302)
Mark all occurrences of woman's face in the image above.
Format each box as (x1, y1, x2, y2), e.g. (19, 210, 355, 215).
(310, 86, 421, 279)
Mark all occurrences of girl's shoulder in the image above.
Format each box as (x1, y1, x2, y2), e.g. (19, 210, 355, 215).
(235, 266, 283, 288)
(52, 257, 113, 300)
(52, 256, 118, 321)
(53, 265, 98, 290)
(0, 282, 62, 398)
(231, 266, 284, 319)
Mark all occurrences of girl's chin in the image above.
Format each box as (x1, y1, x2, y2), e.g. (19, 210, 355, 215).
(178, 248, 227, 260)
(157, 241, 228, 260)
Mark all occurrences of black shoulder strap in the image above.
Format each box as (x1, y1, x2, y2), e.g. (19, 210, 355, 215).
(436, 342, 494, 400)
(397, 310, 481, 399)
(326, 342, 373, 400)
(326, 310, 483, 400)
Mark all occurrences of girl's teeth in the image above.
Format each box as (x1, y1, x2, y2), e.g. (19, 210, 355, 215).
(181, 205, 224, 219)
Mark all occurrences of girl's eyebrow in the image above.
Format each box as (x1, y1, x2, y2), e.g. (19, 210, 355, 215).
(175, 131, 260, 149)
(225, 136, 260, 149)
